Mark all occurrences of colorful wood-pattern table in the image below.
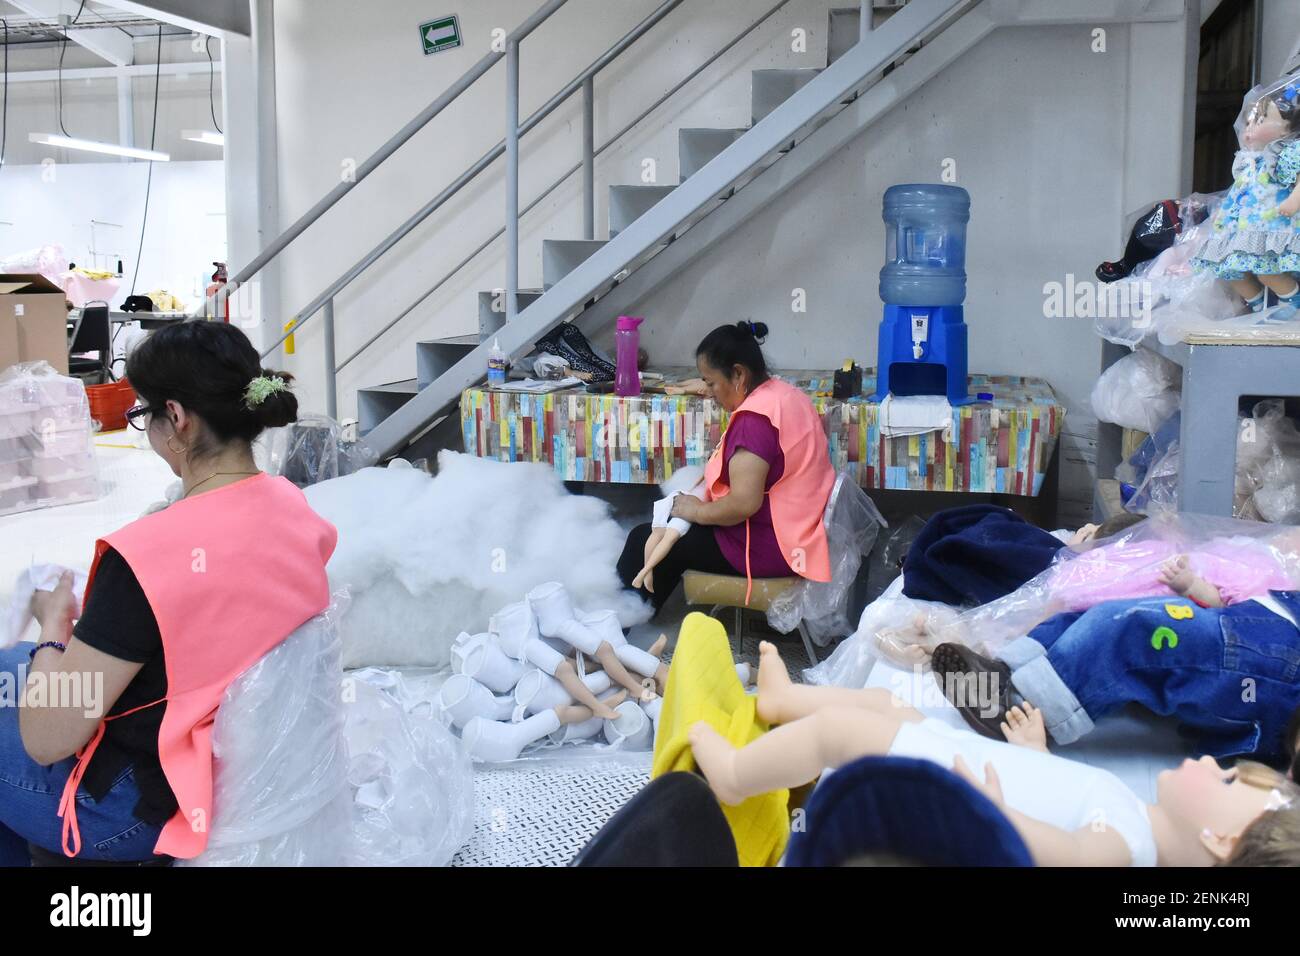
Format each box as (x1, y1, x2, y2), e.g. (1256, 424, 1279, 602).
(460, 368, 1064, 495)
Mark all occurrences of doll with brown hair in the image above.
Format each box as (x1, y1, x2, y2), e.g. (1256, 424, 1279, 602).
(688, 641, 1300, 866)
(1193, 76, 1300, 315)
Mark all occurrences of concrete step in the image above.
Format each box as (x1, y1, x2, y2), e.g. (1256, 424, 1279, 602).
(678, 127, 747, 182)
(751, 68, 822, 125)
(609, 184, 677, 238)
(357, 378, 420, 437)
(477, 288, 543, 341)
(416, 334, 479, 390)
(542, 239, 608, 291)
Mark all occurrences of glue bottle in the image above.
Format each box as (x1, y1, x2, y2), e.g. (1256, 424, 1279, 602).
(487, 338, 507, 387)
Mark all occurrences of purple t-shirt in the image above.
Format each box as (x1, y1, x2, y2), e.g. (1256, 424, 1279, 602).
(713, 411, 792, 577)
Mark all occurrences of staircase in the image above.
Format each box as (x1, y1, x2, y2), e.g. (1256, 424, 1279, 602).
(219, 0, 1189, 461)
(356, 0, 964, 451)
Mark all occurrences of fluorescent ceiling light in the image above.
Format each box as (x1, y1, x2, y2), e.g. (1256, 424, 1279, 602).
(182, 130, 225, 147)
(27, 133, 171, 162)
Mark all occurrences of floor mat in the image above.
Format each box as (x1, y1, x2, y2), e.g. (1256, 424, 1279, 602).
(452, 753, 652, 867)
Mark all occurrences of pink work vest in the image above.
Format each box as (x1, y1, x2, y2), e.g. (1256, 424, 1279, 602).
(703, 377, 834, 601)
(59, 473, 336, 859)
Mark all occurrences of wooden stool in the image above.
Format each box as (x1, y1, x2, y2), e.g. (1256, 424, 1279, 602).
(681, 571, 819, 664)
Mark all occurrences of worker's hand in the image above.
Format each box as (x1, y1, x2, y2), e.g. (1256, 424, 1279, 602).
(951, 756, 1005, 808)
(669, 493, 701, 522)
(29, 572, 77, 631)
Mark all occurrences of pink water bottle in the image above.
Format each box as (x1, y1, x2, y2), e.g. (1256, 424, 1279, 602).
(615, 316, 644, 397)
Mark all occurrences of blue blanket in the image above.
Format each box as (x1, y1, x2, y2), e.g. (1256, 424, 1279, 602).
(902, 504, 1063, 606)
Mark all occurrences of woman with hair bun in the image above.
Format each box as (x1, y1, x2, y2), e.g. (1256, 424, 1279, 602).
(618, 320, 835, 613)
(11, 320, 336, 863)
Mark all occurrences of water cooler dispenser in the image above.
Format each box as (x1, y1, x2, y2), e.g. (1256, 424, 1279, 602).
(870, 183, 972, 406)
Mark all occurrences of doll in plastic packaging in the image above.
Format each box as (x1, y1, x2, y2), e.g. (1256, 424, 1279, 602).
(1193, 76, 1300, 315)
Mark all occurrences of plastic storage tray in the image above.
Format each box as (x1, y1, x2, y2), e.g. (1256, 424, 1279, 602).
(0, 435, 37, 463)
(0, 459, 28, 483)
(29, 427, 94, 459)
(35, 472, 99, 506)
(0, 476, 38, 516)
(0, 405, 38, 441)
(27, 453, 96, 480)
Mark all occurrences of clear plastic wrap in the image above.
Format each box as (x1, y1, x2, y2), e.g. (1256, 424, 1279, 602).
(0, 361, 101, 516)
(183, 595, 353, 866)
(256, 413, 378, 488)
(1089, 348, 1181, 432)
(0, 243, 68, 282)
(344, 676, 475, 866)
(767, 474, 887, 646)
(1123, 400, 1300, 522)
(930, 512, 1300, 660)
(185, 592, 476, 867)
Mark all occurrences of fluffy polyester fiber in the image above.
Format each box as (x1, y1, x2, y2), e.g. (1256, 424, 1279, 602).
(305, 452, 652, 668)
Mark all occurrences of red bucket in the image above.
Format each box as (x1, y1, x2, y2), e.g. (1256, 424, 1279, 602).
(86, 379, 136, 432)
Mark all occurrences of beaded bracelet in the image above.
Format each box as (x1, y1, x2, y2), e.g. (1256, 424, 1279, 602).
(29, 641, 67, 661)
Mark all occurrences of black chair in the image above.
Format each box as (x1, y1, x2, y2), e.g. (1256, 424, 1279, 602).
(68, 303, 114, 383)
(571, 772, 738, 867)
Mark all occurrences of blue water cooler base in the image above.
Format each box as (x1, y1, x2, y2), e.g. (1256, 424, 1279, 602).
(869, 304, 973, 406)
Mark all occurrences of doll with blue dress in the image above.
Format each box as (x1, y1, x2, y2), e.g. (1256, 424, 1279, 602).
(1193, 76, 1300, 315)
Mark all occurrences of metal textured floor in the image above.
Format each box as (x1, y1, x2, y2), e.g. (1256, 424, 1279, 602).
(449, 634, 813, 867)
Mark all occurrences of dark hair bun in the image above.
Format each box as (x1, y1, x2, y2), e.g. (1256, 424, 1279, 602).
(735, 320, 769, 341)
(252, 368, 298, 429)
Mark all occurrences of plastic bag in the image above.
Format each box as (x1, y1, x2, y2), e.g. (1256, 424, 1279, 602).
(256, 413, 377, 487)
(185, 592, 476, 867)
(0, 244, 68, 283)
(183, 595, 353, 866)
(767, 474, 886, 646)
(0, 361, 100, 518)
(1089, 348, 1181, 432)
(344, 677, 475, 866)
(937, 512, 1300, 659)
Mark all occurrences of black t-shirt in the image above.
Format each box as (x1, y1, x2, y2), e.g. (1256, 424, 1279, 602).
(72, 547, 178, 826)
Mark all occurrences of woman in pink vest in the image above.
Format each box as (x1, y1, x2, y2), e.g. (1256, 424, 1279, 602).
(8, 320, 336, 864)
(618, 321, 835, 613)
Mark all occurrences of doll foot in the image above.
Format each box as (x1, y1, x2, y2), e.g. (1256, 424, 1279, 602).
(632, 568, 650, 590)
(1000, 702, 1048, 753)
(688, 721, 745, 806)
(755, 641, 794, 725)
(648, 633, 668, 657)
(556, 690, 628, 725)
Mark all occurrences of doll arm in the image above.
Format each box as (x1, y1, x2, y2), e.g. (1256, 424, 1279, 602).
(1158, 555, 1224, 607)
(950, 757, 1134, 866)
(1279, 180, 1300, 218)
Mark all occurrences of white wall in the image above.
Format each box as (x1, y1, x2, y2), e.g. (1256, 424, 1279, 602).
(266, 1, 1195, 525)
(1259, 0, 1300, 80)
(0, 160, 226, 303)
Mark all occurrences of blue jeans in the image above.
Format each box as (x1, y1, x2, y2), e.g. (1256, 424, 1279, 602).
(997, 592, 1300, 760)
(0, 645, 162, 864)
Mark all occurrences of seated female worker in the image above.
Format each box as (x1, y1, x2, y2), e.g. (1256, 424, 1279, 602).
(617, 321, 835, 614)
(5, 320, 336, 865)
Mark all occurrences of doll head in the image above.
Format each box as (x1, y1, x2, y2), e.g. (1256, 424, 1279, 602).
(1239, 77, 1300, 149)
(1156, 756, 1300, 864)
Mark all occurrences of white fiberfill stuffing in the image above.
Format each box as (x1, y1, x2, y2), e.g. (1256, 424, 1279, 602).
(305, 452, 651, 668)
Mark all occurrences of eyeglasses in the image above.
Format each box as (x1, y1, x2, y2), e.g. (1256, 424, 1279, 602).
(124, 404, 155, 431)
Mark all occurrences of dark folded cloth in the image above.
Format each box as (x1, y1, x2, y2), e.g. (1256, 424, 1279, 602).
(902, 504, 1063, 606)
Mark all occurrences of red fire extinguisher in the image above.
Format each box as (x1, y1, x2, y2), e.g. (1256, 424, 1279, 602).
(206, 261, 230, 322)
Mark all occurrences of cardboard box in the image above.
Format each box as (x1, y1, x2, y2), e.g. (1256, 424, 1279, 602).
(0, 274, 69, 375)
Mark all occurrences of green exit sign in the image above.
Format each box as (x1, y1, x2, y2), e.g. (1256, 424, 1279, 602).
(419, 15, 462, 55)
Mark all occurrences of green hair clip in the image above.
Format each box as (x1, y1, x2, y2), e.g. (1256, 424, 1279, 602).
(244, 375, 288, 408)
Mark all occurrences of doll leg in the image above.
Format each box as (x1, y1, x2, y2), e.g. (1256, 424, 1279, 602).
(635, 527, 667, 590)
(555, 659, 622, 719)
(754, 641, 923, 726)
(594, 642, 649, 695)
(689, 706, 905, 806)
(633, 527, 683, 592)
(1230, 275, 1265, 303)
(1257, 272, 1300, 297)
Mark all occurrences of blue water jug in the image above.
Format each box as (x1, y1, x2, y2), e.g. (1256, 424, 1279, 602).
(871, 184, 973, 405)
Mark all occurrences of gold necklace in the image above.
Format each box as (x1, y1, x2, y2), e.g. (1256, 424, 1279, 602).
(183, 470, 260, 499)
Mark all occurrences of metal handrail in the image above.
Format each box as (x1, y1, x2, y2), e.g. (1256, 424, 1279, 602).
(334, 0, 799, 373)
(209, 0, 568, 328)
